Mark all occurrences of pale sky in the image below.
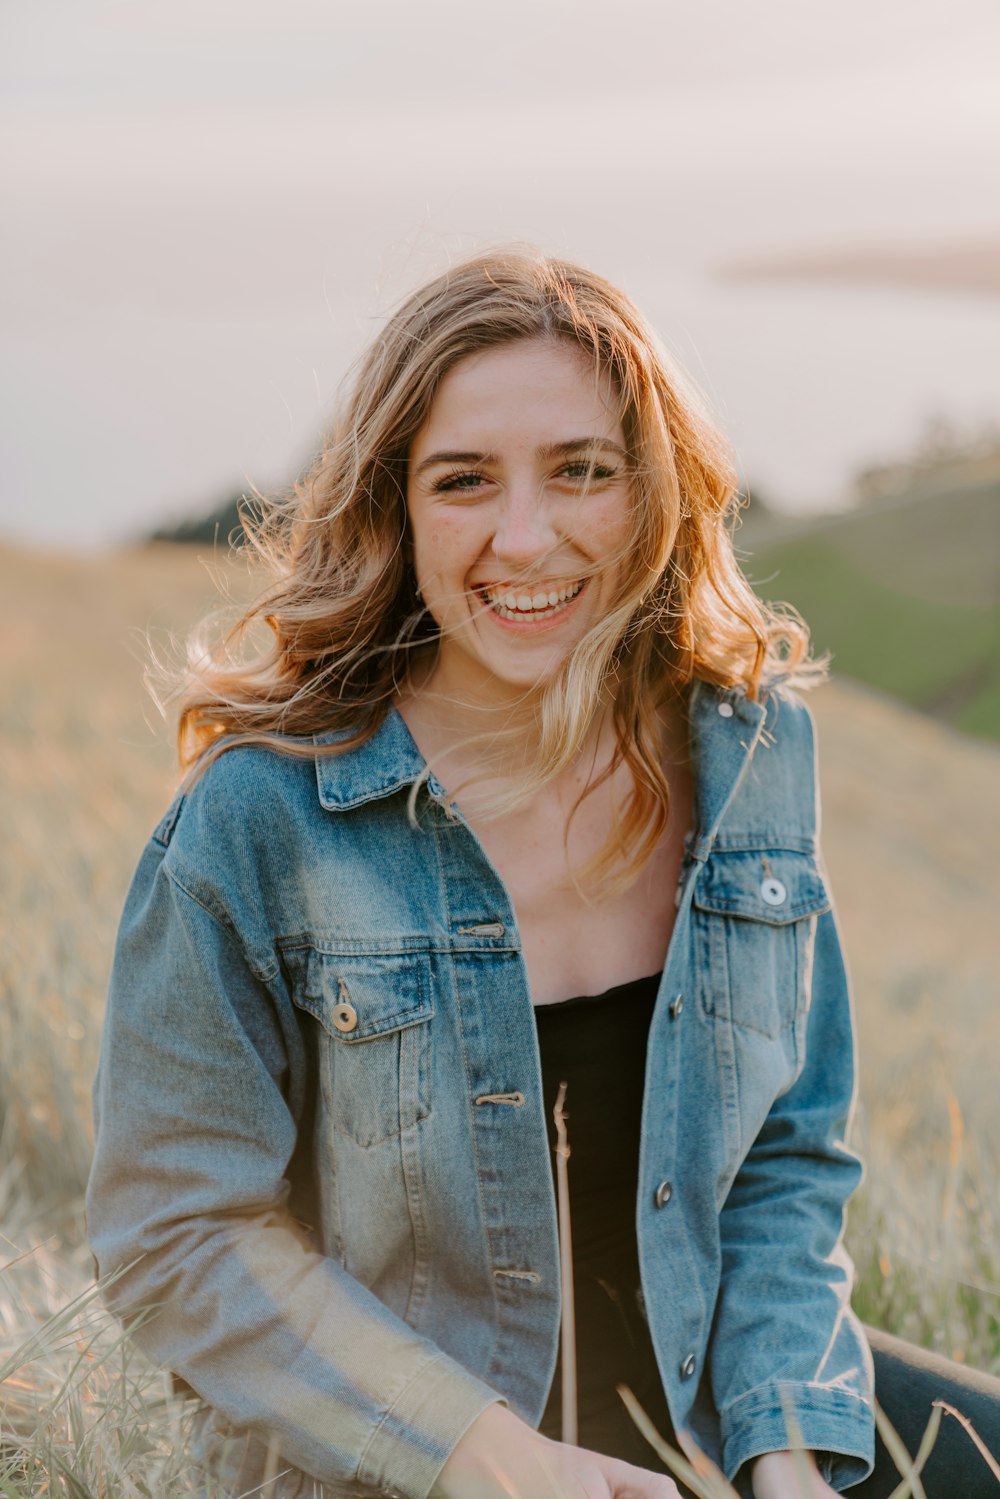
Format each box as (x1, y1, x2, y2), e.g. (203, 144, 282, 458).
(2, 0, 998, 548)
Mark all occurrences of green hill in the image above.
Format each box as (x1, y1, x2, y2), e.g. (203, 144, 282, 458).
(736, 476, 1000, 743)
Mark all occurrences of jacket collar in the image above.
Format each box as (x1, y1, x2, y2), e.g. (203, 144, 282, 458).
(314, 710, 442, 811)
(314, 679, 767, 838)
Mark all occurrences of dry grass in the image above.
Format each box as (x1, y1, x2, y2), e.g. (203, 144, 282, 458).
(1, 542, 998, 1494)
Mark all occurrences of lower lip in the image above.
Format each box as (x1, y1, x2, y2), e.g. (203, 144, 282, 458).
(476, 581, 589, 634)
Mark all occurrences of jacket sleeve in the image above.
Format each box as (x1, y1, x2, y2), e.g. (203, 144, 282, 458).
(708, 879, 876, 1491)
(86, 837, 503, 1499)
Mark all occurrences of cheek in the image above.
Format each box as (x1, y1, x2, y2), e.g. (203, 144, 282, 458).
(414, 515, 480, 597)
(586, 499, 633, 562)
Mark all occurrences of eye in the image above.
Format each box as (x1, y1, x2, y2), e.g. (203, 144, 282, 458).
(433, 469, 486, 494)
(560, 461, 617, 482)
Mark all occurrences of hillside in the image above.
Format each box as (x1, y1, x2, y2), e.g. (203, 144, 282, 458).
(736, 473, 1000, 742)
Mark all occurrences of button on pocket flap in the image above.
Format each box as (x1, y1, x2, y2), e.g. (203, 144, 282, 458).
(692, 849, 830, 925)
(295, 949, 434, 1043)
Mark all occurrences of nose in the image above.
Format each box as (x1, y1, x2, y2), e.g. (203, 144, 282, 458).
(490, 484, 559, 567)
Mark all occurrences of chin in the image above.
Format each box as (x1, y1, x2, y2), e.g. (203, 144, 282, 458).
(434, 635, 575, 701)
(484, 659, 569, 696)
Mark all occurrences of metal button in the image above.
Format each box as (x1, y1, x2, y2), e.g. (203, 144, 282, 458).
(654, 1179, 673, 1208)
(668, 993, 684, 1020)
(717, 701, 734, 718)
(760, 876, 787, 906)
(333, 1001, 358, 1033)
(680, 1352, 697, 1380)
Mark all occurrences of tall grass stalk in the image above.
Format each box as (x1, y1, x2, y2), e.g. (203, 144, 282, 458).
(932, 1401, 1000, 1485)
(552, 1080, 577, 1449)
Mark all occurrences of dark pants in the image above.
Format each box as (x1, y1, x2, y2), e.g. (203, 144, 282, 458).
(541, 1322, 1000, 1496)
(849, 1327, 1000, 1497)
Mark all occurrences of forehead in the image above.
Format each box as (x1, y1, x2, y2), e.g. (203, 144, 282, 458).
(412, 338, 624, 450)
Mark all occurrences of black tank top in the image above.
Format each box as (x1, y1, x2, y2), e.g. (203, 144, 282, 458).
(534, 972, 663, 1436)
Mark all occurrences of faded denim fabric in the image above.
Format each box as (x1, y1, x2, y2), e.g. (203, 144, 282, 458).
(87, 678, 875, 1496)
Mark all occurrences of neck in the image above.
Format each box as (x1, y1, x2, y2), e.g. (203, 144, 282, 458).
(402, 646, 540, 748)
(397, 652, 618, 806)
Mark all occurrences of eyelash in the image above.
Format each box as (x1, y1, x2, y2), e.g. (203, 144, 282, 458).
(432, 461, 617, 493)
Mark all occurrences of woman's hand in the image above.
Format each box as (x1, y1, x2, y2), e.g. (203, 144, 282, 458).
(751, 1449, 840, 1498)
(429, 1402, 681, 1498)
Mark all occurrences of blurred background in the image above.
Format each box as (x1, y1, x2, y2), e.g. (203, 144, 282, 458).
(1, 1, 998, 1489)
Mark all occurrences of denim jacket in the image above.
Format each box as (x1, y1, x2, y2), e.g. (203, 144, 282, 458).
(87, 678, 875, 1497)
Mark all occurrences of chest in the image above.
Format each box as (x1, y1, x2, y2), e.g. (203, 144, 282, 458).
(463, 760, 695, 1005)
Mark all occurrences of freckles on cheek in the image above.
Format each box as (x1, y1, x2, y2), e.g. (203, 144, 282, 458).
(422, 528, 445, 577)
(429, 516, 472, 573)
(416, 522, 464, 600)
(593, 499, 633, 553)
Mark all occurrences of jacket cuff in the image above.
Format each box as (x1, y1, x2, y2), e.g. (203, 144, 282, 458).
(358, 1350, 506, 1499)
(721, 1382, 874, 1493)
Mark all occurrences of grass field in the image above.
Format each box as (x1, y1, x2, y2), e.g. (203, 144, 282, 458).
(2, 541, 998, 1495)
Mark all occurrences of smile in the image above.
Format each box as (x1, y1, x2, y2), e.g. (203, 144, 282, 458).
(478, 579, 586, 621)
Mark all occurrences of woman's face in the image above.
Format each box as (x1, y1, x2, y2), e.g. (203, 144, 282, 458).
(405, 337, 633, 704)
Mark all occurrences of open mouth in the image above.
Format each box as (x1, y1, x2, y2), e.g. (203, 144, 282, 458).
(477, 579, 586, 622)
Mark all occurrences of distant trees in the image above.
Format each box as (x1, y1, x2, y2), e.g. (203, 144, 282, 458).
(855, 416, 1000, 504)
(150, 491, 255, 547)
(735, 483, 773, 516)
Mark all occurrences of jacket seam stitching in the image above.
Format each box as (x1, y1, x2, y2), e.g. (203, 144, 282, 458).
(693, 897, 829, 921)
(724, 1380, 873, 1415)
(276, 936, 517, 957)
(355, 1348, 457, 1484)
(163, 864, 276, 983)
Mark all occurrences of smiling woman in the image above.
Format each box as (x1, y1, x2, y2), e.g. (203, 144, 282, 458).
(86, 249, 1000, 1499)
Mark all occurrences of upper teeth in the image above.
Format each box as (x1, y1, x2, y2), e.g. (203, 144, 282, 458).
(484, 581, 584, 611)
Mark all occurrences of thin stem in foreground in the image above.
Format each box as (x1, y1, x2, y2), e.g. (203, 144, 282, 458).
(553, 1080, 577, 1448)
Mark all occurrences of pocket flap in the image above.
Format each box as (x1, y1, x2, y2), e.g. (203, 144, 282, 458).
(294, 949, 434, 1042)
(692, 848, 830, 925)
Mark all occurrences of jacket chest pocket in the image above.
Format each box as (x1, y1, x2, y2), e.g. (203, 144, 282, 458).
(288, 947, 435, 1149)
(691, 848, 830, 1041)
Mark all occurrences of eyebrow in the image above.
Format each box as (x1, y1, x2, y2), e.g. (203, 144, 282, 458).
(413, 437, 628, 475)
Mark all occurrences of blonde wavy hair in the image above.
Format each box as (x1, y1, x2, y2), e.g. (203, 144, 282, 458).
(170, 248, 824, 891)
